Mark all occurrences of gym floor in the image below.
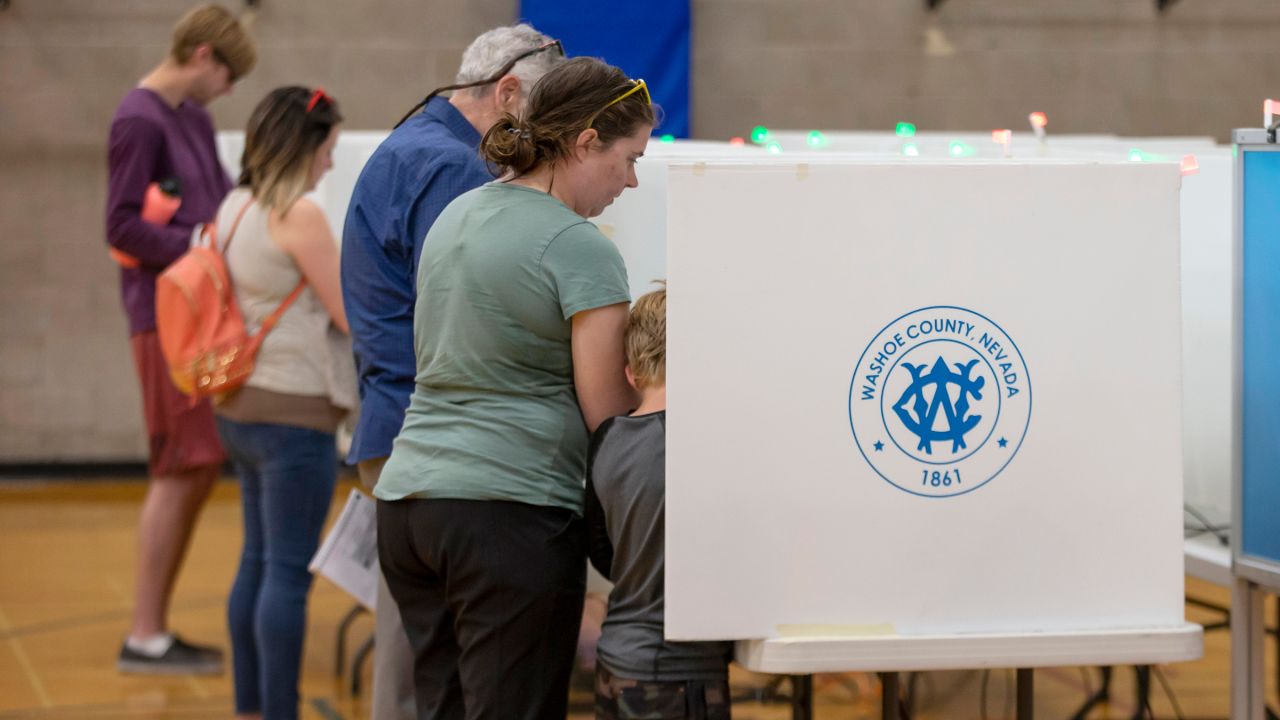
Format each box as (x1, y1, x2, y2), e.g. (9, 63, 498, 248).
(0, 477, 1267, 720)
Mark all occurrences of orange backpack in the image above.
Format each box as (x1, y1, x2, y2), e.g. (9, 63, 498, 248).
(156, 198, 305, 399)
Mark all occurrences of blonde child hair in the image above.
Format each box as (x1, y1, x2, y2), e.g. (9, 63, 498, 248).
(625, 283, 666, 389)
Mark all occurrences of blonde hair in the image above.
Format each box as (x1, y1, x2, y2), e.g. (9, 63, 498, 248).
(238, 87, 342, 213)
(626, 284, 666, 389)
(170, 4, 256, 81)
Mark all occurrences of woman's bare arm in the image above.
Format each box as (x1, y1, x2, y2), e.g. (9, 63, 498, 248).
(571, 302, 636, 431)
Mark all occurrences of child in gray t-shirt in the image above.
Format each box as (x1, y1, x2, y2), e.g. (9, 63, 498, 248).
(585, 285, 734, 719)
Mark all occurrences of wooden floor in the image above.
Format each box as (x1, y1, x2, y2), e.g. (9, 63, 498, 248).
(0, 476, 1271, 720)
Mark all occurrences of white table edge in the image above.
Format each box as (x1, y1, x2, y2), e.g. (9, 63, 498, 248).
(734, 622, 1204, 673)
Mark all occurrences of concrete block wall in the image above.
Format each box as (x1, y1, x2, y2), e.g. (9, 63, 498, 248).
(691, 0, 1280, 140)
(0, 0, 514, 461)
(2, 0, 1278, 461)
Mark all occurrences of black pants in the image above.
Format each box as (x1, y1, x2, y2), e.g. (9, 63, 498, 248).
(377, 498, 587, 720)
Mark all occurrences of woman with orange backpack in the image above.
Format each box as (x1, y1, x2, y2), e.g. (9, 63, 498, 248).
(211, 86, 352, 720)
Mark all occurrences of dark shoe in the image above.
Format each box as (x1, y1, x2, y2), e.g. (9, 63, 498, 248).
(117, 635, 223, 675)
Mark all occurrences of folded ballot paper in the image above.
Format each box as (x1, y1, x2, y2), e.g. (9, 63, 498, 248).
(309, 489, 379, 609)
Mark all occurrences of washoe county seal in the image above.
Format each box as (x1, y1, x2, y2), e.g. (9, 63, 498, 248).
(848, 306, 1032, 498)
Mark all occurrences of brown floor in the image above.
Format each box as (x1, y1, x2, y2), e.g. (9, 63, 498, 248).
(0, 476, 1270, 719)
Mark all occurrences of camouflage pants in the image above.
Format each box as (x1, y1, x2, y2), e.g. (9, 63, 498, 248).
(595, 665, 731, 720)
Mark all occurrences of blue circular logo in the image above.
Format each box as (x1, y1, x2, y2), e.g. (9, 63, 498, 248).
(848, 306, 1032, 498)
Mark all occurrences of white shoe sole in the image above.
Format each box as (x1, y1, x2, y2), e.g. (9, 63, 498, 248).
(116, 658, 223, 676)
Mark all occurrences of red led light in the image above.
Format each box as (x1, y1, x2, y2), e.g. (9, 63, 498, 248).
(992, 129, 1012, 144)
(1181, 154, 1199, 176)
(729, 137, 746, 146)
(1029, 112, 1048, 128)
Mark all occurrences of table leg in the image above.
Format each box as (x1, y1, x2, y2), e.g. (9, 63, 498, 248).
(880, 672, 898, 720)
(1232, 577, 1266, 720)
(790, 674, 813, 720)
(1016, 668, 1034, 720)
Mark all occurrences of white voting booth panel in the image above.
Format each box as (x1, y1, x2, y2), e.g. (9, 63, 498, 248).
(218, 130, 388, 243)
(664, 160, 1187, 641)
(1176, 150, 1233, 526)
(596, 141, 762, 300)
(766, 129, 1216, 160)
(766, 131, 1126, 161)
(217, 131, 754, 272)
(1039, 142, 1234, 531)
(1002, 141, 1233, 528)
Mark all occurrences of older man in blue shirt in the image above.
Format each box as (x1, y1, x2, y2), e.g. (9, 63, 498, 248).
(340, 24, 564, 720)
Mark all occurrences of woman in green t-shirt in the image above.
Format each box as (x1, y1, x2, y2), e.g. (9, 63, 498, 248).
(374, 57, 657, 718)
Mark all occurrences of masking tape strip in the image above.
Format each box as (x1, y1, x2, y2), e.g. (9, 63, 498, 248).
(796, 163, 809, 181)
(693, 162, 706, 177)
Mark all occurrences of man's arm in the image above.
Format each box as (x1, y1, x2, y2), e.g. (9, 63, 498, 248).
(105, 117, 193, 268)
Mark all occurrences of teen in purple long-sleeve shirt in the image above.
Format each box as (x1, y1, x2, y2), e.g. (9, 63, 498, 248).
(106, 87, 231, 334)
(105, 3, 255, 678)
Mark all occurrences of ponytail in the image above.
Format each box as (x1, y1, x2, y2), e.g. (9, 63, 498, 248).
(480, 112, 581, 177)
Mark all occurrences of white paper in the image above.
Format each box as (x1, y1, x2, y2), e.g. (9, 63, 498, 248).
(309, 489, 379, 609)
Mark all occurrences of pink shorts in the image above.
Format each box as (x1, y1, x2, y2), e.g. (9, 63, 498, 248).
(130, 331, 225, 477)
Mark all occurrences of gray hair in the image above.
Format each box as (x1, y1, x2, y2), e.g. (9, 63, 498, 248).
(455, 24, 561, 99)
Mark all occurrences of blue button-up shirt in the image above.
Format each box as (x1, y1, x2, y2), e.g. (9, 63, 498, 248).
(341, 97, 494, 464)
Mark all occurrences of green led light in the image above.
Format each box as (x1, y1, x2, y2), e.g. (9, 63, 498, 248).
(659, 134, 675, 143)
(901, 142, 920, 157)
(765, 141, 783, 155)
(806, 130, 827, 148)
(948, 141, 975, 158)
(1128, 148, 1144, 162)
(751, 126, 771, 144)
(895, 122, 917, 138)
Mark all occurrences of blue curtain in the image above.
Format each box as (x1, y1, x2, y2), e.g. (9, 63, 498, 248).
(518, 0, 691, 138)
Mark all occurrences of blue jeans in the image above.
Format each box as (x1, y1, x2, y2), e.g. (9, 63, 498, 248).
(216, 417, 337, 720)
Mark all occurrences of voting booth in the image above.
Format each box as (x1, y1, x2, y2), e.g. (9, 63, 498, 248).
(602, 156, 1199, 714)
(1231, 127, 1280, 720)
(661, 158, 1197, 643)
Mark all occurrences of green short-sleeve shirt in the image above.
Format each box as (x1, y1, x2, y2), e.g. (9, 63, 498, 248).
(373, 182, 631, 513)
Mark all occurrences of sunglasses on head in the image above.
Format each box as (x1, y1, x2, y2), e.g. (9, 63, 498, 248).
(306, 87, 333, 114)
(584, 78, 650, 130)
(394, 39, 565, 129)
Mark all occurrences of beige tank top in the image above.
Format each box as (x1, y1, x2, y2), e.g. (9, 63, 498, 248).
(214, 188, 355, 415)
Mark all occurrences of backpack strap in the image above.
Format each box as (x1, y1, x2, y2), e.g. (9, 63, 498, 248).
(242, 279, 307, 358)
(257, 280, 307, 338)
(220, 195, 309, 349)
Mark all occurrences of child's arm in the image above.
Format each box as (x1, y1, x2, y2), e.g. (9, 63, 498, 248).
(585, 418, 617, 580)
(585, 474, 613, 580)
